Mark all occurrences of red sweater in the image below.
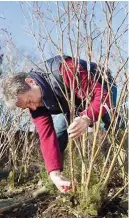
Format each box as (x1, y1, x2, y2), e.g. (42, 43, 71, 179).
(31, 59, 109, 174)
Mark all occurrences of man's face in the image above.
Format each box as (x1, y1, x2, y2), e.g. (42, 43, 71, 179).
(16, 78, 43, 111)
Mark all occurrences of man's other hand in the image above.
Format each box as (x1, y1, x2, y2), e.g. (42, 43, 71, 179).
(67, 115, 92, 139)
(49, 170, 72, 193)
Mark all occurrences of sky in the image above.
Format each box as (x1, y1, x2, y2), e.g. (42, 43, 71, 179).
(0, 2, 33, 48)
(0, 2, 128, 93)
(0, 1, 128, 60)
(0, 1, 39, 57)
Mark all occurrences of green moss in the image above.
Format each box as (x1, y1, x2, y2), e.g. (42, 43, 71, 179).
(79, 183, 108, 216)
(8, 170, 15, 189)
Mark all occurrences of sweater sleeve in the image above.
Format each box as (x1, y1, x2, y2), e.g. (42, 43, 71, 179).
(60, 59, 109, 122)
(30, 107, 62, 174)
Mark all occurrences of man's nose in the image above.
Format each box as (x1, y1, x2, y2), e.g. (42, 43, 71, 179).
(29, 105, 37, 111)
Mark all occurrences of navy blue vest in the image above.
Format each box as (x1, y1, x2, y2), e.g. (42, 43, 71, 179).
(28, 55, 116, 118)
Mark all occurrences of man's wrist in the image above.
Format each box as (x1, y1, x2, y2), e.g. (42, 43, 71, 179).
(49, 170, 61, 179)
(81, 115, 92, 126)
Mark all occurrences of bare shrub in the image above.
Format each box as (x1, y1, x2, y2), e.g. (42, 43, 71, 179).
(0, 1, 128, 216)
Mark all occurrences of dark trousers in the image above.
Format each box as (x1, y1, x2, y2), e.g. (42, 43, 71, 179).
(52, 114, 68, 153)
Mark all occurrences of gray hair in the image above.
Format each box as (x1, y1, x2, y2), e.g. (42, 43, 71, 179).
(2, 72, 31, 109)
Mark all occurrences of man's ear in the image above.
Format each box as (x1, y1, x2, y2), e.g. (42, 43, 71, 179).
(25, 78, 36, 87)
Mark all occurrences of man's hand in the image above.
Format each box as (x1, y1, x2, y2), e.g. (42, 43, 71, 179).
(49, 170, 72, 193)
(67, 115, 92, 139)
